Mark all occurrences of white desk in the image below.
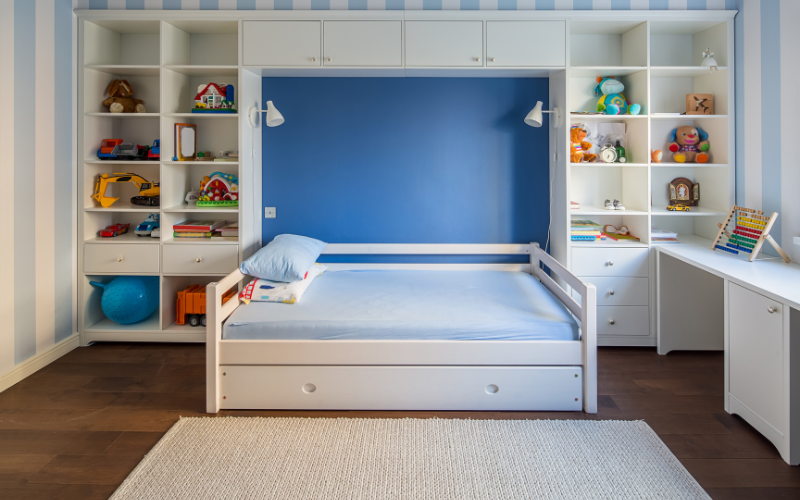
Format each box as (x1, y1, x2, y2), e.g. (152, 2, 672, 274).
(656, 245, 800, 465)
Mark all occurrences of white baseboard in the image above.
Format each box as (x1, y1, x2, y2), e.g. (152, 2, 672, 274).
(0, 334, 80, 393)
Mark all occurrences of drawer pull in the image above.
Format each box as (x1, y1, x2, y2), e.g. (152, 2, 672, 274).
(195, 257, 203, 263)
(117, 257, 124, 262)
(311, 57, 316, 62)
(485, 384, 499, 394)
(490, 57, 496, 62)
(474, 57, 481, 62)
(607, 261, 614, 267)
(325, 57, 331, 62)
(609, 290, 615, 296)
(303, 383, 316, 394)
(768, 306, 777, 314)
(609, 319, 616, 325)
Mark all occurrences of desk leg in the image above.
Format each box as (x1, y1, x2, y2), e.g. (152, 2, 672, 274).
(724, 278, 730, 413)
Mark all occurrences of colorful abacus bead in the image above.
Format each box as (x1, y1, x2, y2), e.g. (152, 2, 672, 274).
(715, 245, 739, 254)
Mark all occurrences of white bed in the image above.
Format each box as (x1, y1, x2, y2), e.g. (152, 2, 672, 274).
(206, 243, 597, 413)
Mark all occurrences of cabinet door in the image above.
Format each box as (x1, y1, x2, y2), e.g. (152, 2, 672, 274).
(486, 21, 566, 67)
(323, 21, 402, 67)
(405, 21, 483, 67)
(243, 21, 321, 67)
(729, 283, 784, 433)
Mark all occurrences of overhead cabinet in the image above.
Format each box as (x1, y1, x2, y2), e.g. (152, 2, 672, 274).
(486, 21, 565, 67)
(323, 21, 402, 67)
(405, 21, 483, 67)
(243, 21, 321, 66)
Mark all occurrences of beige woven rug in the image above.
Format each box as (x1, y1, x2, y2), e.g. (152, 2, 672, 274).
(111, 417, 710, 500)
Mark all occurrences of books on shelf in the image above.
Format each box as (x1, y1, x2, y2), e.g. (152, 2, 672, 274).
(173, 220, 227, 232)
(605, 233, 640, 242)
(571, 219, 606, 242)
(215, 222, 238, 237)
(570, 201, 580, 210)
(651, 226, 680, 244)
(173, 220, 237, 240)
(173, 231, 214, 238)
(571, 220, 603, 231)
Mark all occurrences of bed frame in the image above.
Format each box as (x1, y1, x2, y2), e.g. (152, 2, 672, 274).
(206, 243, 597, 414)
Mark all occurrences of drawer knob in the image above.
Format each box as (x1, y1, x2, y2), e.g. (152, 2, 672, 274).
(326, 57, 331, 62)
(609, 290, 615, 296)
(195, 257, 203, 263)
(311, 57, 316, 62)
(607, 261, 614, 266)
(474, 57, 481, 62)
(768, 306, 777, 314)
(117, 257, 124, 262)
(609, 319, 616, 325)
(490, 57, 496, 62)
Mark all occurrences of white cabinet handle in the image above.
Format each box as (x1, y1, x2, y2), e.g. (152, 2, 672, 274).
(490, 57, 496, 62)
(609, 319, 616, 325)
(474, 57, 481, 62)
(325, 57, 331, 62)
(196, 257, 203, 263)
(768, 306, 777, 314)
(609, 290, 615, 296)
(117, 257, 124, 262)
(607, 261, 614, 267)
(311, 57, 316, 62)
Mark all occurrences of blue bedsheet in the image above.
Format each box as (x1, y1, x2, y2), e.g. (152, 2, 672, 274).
(222, 270, 580, 341)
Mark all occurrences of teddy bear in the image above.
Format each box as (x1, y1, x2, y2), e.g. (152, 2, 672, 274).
(102, 79, 146, 113)
(668, 126, 710, 163)
(571, 126, 597, 163)
(594, 77, 641, 116)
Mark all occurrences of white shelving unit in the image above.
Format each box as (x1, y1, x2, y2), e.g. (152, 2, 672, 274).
(553, 16, 735, 346)
(77, 16, 260, 344)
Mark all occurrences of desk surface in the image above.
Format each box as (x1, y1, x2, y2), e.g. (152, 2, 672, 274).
(657, 245, 800, 310)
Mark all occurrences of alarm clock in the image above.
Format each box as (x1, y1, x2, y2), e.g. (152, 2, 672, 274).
(600, 143, 618, 163)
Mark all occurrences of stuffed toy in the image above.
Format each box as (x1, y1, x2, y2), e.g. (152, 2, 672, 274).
(570, 126, 597, 163)
(102, 79, 146, 113)
(651, 149, 663, 163)
(594, 77, 641, 116)
(668, 126, 710, 163)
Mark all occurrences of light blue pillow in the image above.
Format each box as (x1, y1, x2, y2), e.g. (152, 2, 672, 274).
(240, 234, 327, 282)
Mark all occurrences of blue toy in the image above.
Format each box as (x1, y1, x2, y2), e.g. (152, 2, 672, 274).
(90, 276, 159, 324)
(594, 77, 642, 116)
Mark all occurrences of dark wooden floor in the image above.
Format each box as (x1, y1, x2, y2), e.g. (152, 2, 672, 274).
(1, 344, 799, 499)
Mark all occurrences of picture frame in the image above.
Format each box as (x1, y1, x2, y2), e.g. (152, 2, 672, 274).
(175, 123, 197, 161)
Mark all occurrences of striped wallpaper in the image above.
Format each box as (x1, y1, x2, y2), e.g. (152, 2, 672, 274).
(4, 1, 797, 381)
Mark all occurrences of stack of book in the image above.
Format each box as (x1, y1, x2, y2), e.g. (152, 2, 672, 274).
(571, 220, 606, 242)
(651, 227, 679, 244)
(214, 222, 238, 238)
(173, 220, 227, 239)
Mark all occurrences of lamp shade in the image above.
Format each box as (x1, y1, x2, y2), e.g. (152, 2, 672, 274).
(524, 101, 544, 128)
(266, 100, 285, 127)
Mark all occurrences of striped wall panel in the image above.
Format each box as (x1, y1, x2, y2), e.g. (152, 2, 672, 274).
(1, 0, 76, 381)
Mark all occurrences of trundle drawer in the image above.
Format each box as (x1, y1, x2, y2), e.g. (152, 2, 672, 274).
(162, 244, 239, 275)
(573, 277, 649, 306)
(84, 244, 159, 274)
(571, 248, 649, 277)
(220, 365, 583, 411)
(597, 306, 650, 336)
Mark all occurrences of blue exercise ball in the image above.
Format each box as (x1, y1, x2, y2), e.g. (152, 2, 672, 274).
(90, 276, 159, 324)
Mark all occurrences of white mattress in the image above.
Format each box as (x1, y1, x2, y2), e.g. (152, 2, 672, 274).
(222, 270, 580, 341)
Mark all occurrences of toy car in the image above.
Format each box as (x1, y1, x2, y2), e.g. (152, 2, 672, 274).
(111, 143, 139, 161)
(99, 223, 130, 238)
(135, 213, 160, 237)
(667, 205, 691, 212)
(97, 139, 123, 160)
(147, 140, 160, 160)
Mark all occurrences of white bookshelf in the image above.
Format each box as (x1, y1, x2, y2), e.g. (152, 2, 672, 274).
(77, 16, 259, 344)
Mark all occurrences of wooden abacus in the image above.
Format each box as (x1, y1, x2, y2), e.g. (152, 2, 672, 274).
(712, 205, 791, 263)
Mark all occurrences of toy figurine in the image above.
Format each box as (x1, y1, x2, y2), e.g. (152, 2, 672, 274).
(147, 140, 160, 160)
(570, 126, 597, 163)
(193, 83, 236, 113)
(651, 149, 663, 163)
(102, 79, 146, 113)
(594, 77, 641, 116)
(197, 172, 239, 207)
(185, 189, 200, 205)
(668, 126, 710, 163)
(135, 213, 160, 237)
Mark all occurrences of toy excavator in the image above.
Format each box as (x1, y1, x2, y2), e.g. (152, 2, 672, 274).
(92, 172, 160, 208)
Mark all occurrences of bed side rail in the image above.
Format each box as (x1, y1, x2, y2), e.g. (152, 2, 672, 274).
(206, 268, 245, 413)
(530, 243, 597, 413)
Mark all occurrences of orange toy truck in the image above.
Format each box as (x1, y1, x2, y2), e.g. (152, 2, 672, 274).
(176, 284, 236, 327)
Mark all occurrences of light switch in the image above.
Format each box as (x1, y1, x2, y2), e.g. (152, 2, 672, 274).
(265, 207, 276, 219)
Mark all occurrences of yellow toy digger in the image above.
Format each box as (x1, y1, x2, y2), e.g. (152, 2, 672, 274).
(92, 173, 160, 208)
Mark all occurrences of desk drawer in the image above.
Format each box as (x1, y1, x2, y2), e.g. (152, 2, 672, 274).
(597, 306, 650, 336)
(84, 244, 159, 274)
(162, 244, 239, 275)
(574, 277, 649, 306)
(571, 248, 649, 277)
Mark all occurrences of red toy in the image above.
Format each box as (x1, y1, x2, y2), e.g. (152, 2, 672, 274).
(99, 223, 131, 238)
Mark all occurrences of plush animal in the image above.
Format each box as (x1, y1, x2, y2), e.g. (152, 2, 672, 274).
(102, 79, 146, 113)
(651, 149, 663, 163)
(570, 126, 597, 163)
(594, 77, 641, 116)
(668, 126, 710, 163)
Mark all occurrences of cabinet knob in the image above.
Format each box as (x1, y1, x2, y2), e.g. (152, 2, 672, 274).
(325, 57, 331, 62)
(474, 57, 481, 62)
(609, 319, 616, 325)
(195, 257, 203, 263)
(117, 256, 124, 262)
(490, 57, 496, 62)
(607, 261, 614, 267)
(311, 57, 316, 62)
(768, 306, 777, 314)
(609, 290, 615, 296)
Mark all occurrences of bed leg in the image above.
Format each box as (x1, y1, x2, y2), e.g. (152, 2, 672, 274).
(206, 281, 222, 414)
(582, 283, 597, 414)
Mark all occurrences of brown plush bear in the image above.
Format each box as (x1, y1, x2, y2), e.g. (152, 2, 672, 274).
(102, 79, 146, 113)
(668, 126, 710, 163)
(570, 126, 597, 163)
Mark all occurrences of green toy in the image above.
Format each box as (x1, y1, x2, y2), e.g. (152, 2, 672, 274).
(594, 77, 642, 116)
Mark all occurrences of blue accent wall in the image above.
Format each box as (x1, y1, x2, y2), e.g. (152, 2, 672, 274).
(261, 78, 550, 251)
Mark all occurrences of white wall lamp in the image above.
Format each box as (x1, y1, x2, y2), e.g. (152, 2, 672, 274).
(248, 101, 285, 128)
(524, 101, 561, 129)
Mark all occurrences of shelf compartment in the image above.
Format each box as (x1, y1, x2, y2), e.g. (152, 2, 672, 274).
(162, 275, 229, 331)
(570, 213, 650, 245)
(650, 20, 728, 67)
(650, 69, 728, 115)
(82, 274, 161, 333)
(569, 69, 648, 116)
(83, 20, 160, 66)
(83, 210, 161, 245)
(83, 115, 161, 166)
(569, 116, 649, 165)
(83, 163, 160, 211)
(570, 164, 649, 213)
(569, 21, 648, 67)
(651, 165, 731, 214)
(161, 162, 240, 208)
(160, 115, 238, 163)
(650, 216, 725, 244)
(162, 67, 239, 114)
(84, 67, 161, 114)
(650, 117, 728, 165)
(162, 20, 238, 67)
